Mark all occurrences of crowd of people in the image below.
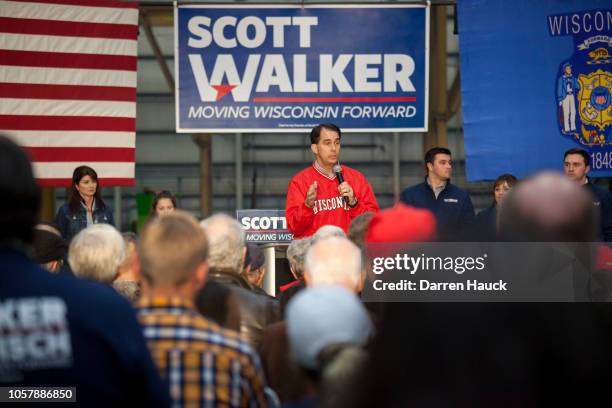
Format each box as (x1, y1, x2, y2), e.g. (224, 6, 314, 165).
(3, 124, 612, 407)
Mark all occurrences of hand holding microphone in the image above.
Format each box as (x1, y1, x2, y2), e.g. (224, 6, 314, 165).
(334, 164, 357, 207)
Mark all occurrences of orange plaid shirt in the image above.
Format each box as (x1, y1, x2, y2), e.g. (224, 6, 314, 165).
(137, 296, 268, 408)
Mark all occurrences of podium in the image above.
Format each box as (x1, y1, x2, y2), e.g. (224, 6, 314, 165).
(236, 209, 294, 297)
(261, 243, 290, 297)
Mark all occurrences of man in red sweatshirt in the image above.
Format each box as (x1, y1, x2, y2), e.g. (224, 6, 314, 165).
(286, 123, 379, 238)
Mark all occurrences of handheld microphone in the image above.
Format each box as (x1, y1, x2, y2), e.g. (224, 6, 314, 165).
(333, 164, 349, 205)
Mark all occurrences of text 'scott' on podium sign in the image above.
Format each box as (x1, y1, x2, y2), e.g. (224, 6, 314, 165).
(236, 209, 293, 243)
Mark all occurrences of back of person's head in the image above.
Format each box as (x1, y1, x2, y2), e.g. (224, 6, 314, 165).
(286, 286, 372, 372)
(312, 224, 346, 243)
(68, 224, 125, 284)
(0, 135, 41, 246)
(139, 210, 208, 286)
(304, 236, 362, 292)
(112, 280, 140, 303)
(287, 238, 312, 279)
(122, 231, 137, 246)
(116, 232, 138, 280)
(348, 212, 375, 250)
(243, 243, 266, 287)
(243, 243, 266, 286)
(113, 233, 140, 301)
(245, 243, 265, 271)
(200, 213, 245, 272)
(32, 224, 67, 272)
(499, 172, 596, 241)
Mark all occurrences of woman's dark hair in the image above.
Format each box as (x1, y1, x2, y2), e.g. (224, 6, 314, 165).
(68, 165, 104, 213)
(491, 173, 518, 206)
(150, 190, 177, 216)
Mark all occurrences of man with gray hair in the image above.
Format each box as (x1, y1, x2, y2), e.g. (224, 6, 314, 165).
(280, 237, 312, 315)
(304, 236, 363, 293)
(68, 223, 125, 284)
(287, 238, 312, 281)
(199, 213, 280, 347)
(200, 213, 246, 272)
(312, 224, 346, 243)
(347, 211, 375, 252)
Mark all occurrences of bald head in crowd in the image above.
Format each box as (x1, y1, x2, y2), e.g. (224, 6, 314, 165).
(304, 236, 362, 292)
(200, 214, 246, 272)
(498, 172, 597, 241)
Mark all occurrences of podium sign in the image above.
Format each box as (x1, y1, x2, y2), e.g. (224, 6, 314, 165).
(237, 209, 293, 243)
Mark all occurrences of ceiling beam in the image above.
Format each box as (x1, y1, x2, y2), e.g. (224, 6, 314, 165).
(140, 10, 175, 93)
(140, 6, 173, 26)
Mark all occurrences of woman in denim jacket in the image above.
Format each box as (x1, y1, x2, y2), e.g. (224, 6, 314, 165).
(54, 166, 114, 242)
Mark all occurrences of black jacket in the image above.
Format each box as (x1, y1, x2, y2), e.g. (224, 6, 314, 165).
(208, 268, 281, 348)
(585, 181, 612, 242)
(474, 205, 498, 241)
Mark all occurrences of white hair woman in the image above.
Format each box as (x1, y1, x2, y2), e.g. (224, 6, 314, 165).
(68, 224, 125, 284)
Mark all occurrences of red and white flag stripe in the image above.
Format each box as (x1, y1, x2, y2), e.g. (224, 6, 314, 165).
(0, 0, 139, 187)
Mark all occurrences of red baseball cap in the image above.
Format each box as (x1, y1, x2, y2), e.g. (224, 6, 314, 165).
(366, 203, 436, 243)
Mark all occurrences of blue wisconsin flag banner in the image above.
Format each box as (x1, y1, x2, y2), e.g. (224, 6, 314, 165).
(459, 0, 612, 180)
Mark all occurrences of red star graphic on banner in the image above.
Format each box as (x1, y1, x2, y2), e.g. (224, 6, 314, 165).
(211, 84, 237, 101)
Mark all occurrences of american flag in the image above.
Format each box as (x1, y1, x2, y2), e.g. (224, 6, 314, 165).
(0, 0, 139, 187)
